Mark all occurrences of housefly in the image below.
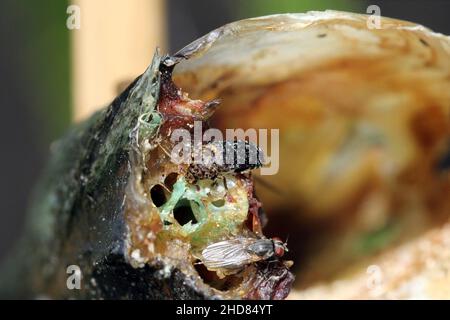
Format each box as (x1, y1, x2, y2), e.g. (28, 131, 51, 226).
(186, 140, 265, 183)
(199, 237, 288, 277)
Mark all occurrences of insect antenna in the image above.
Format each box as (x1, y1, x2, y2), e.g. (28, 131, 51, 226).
(284, 234, 290, 252)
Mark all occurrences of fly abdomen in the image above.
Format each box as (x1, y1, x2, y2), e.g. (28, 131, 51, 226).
(219, 140, 265, 173)
(186, 140, 265, 183)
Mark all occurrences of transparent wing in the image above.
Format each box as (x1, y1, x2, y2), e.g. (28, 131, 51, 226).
(201, 238, 260, 270)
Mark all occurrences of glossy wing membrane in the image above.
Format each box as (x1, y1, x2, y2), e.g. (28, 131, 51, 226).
(201, 238, 261, 270)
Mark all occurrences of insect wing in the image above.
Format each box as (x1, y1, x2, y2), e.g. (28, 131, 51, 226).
(201, 238, 261, 270)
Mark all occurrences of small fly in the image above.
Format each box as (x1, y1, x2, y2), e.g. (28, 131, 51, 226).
(186, 140, 265, 183)
(199, 237, 288, 277)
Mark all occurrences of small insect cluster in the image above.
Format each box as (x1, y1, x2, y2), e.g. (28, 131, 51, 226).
(184, 140, 289, 277)
(186, 140, 265, 183)
(157, 55, 290, 282)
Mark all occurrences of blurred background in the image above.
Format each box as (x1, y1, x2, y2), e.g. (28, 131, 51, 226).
(0, 0, 449, 264)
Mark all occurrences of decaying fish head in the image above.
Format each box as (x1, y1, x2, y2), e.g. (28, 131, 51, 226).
(88, 10, 450, 300)
(123, 52, 293, 299)
(6, 11, 449, 301)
